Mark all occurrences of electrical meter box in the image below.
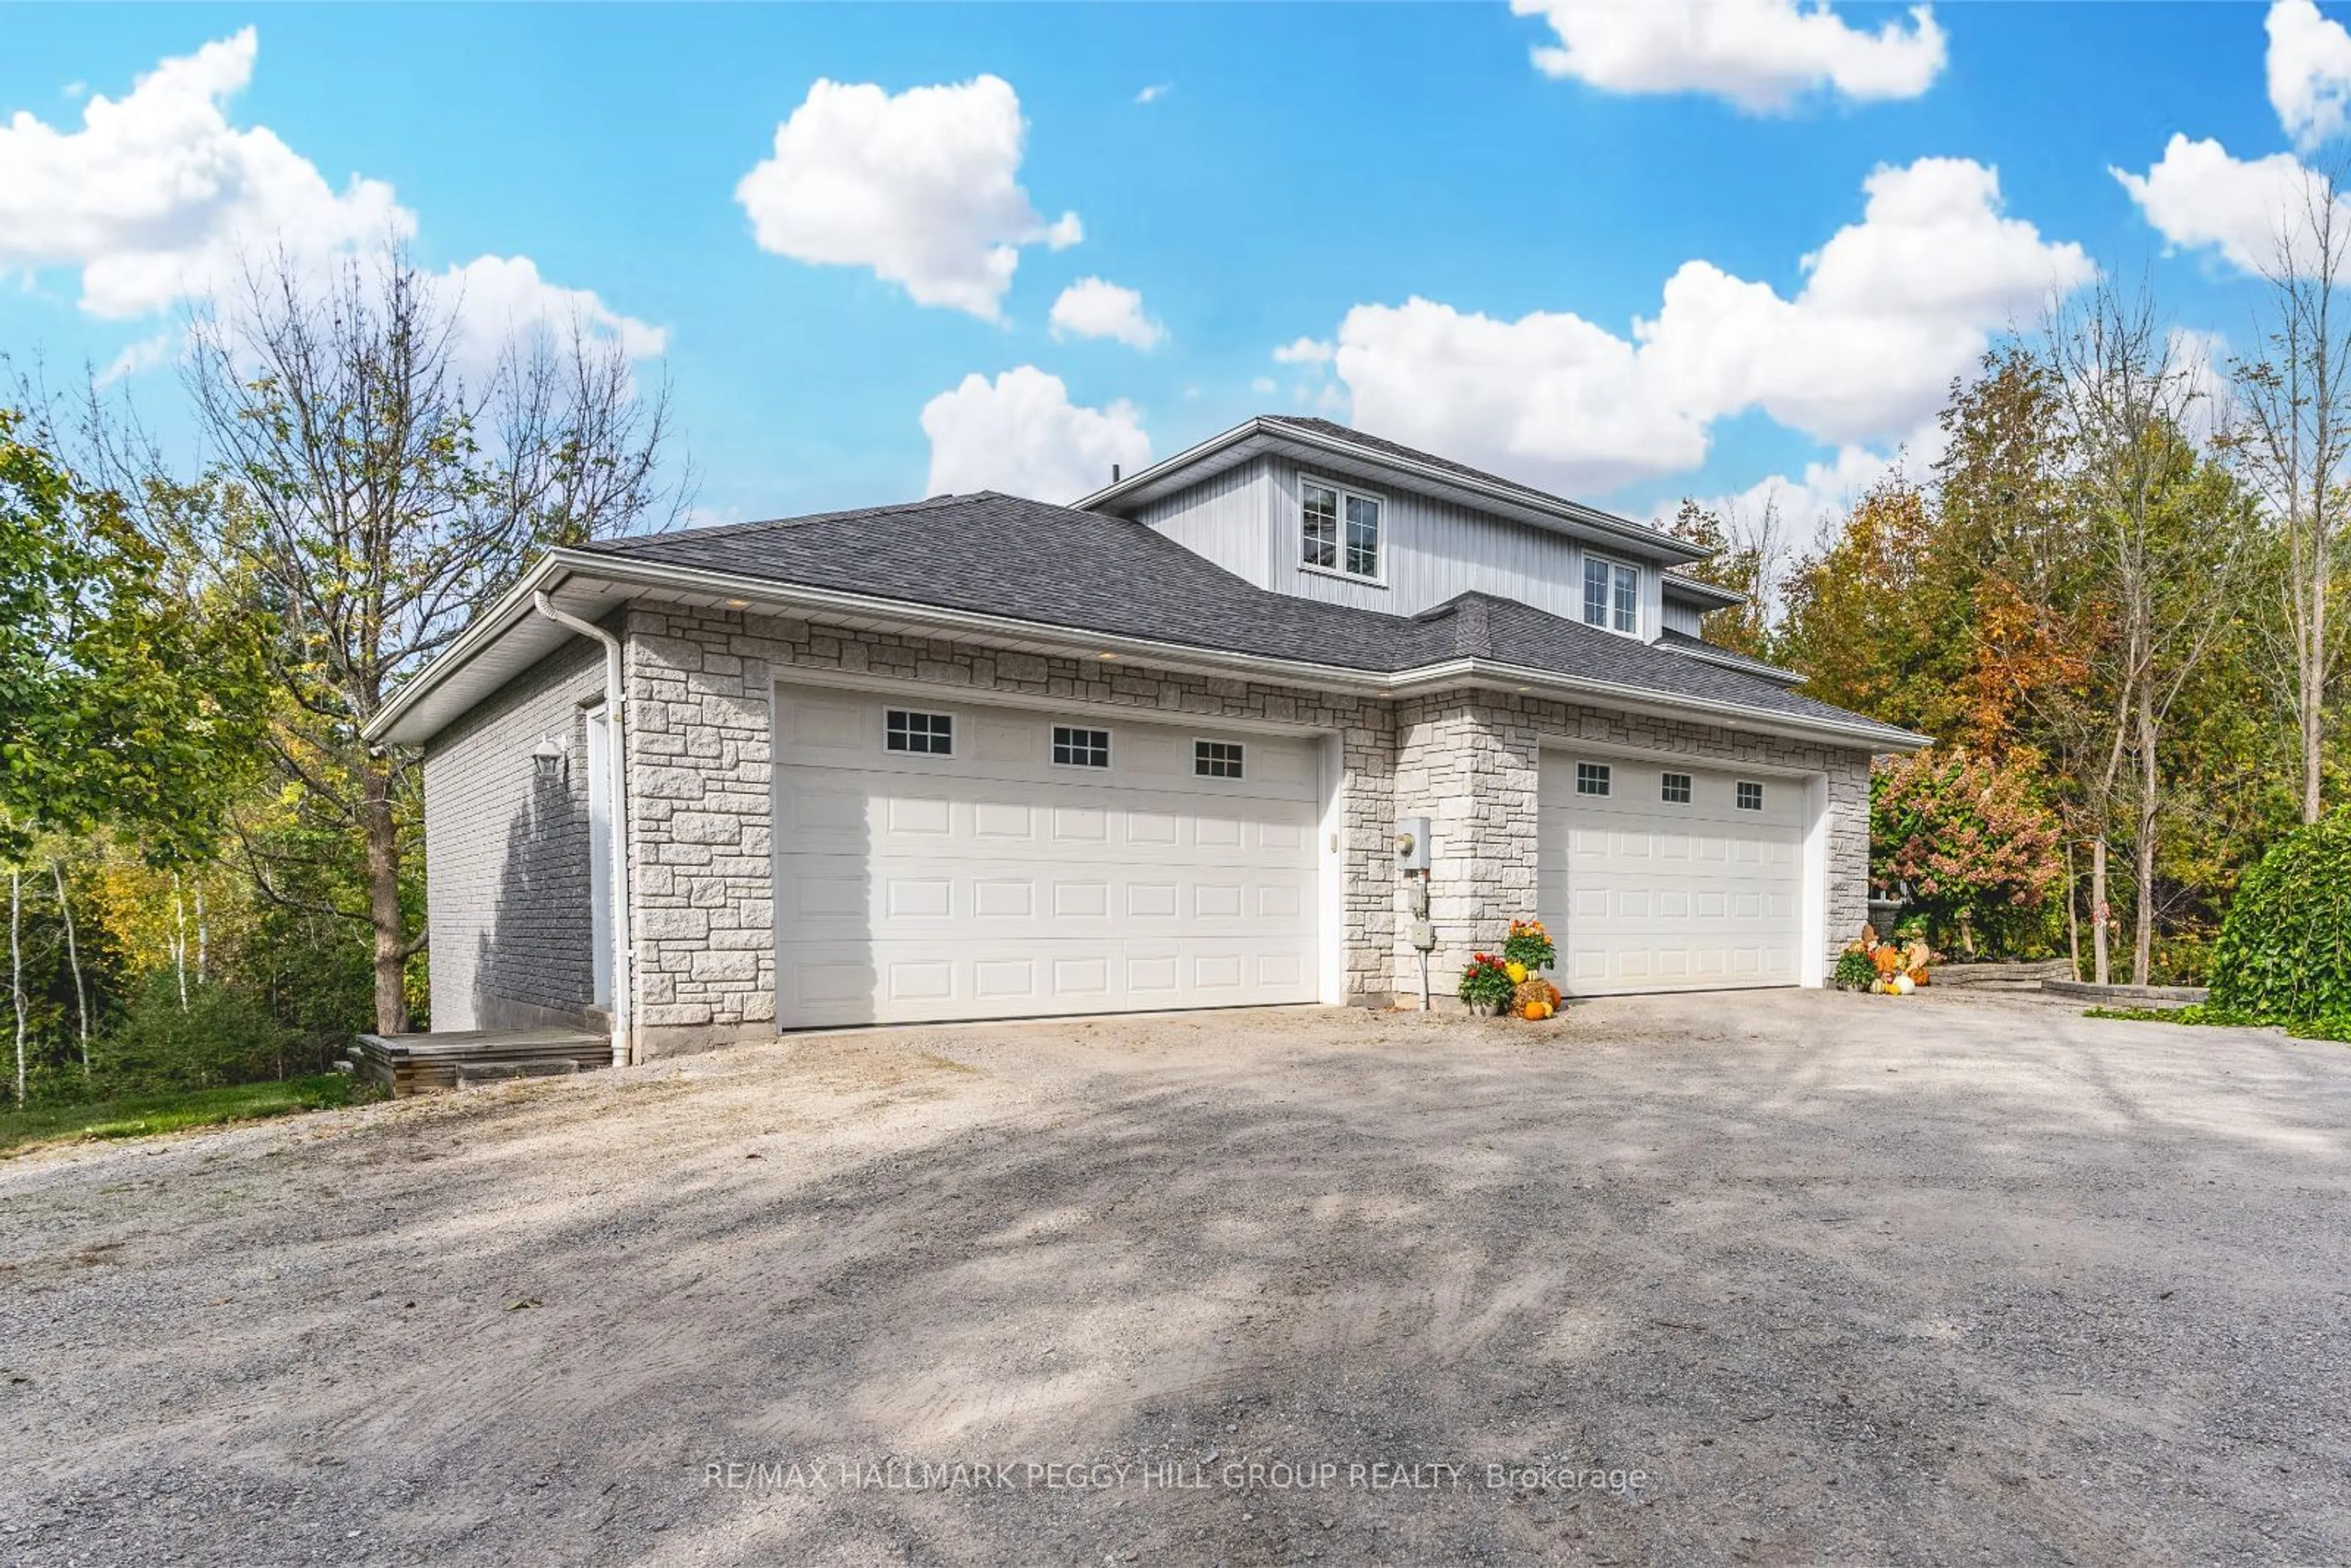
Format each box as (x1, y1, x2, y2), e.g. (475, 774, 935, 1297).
(1395, 816, 1431, 873)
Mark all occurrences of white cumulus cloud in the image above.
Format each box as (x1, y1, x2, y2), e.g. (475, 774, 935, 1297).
(1673, 430, 1935, 544)
(1272, 336, 1334, 365)
(1330, 157, 2088, 495)
(1049, 277, 1164, 348)
(921, 366, 1151, 503)
(2269, 0, 2351, 149)
(97, 330, 177, 387)
(435, 253, 671, 380)
(1510, 0, 1946, 112)
(735, 75, 1080, 321)
(0, 29, 664, 376)
(2112, 132, 2345, 275)
(0, 28, 408, 318)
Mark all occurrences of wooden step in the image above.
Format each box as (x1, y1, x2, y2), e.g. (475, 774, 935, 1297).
(354, 1028, 612, 1097)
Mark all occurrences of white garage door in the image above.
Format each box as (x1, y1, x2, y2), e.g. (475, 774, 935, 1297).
(1537, 753, 1805, 996)
(773, 685, 1323, 1027)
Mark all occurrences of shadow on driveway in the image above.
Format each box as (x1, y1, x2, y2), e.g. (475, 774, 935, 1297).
(1, 989, 2344, 1564)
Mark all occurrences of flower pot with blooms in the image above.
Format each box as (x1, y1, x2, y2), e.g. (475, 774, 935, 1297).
(1502, 918, 1557, 973)
(1457, 953, 1518, 1015)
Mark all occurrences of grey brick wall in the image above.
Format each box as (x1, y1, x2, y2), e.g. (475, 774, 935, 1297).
(420, 640, 605, 1032)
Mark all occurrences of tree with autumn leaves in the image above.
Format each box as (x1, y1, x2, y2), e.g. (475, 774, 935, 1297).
(1742, 283, 2279, 985)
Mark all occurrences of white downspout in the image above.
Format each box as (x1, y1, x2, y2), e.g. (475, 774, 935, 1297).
(532, 592, 633, 1068)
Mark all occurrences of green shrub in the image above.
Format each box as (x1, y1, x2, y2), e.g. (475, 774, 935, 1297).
(2208, 809, 2351, 1028)
(1832, 946, 1877, 989)
(99, 973, 294, 1091)
(1870, 747, 2063, 959)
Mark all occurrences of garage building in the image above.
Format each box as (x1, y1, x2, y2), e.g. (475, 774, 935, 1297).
(368, 415, 1922, 1056)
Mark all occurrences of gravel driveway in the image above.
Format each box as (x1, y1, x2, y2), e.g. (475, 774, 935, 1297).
(2, 989, 2347, 1566)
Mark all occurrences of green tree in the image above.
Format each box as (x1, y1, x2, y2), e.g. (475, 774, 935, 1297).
(182, 247, 684, 1032)
(1778, 475, 1964, 735)
(0, 409, 258, 1100)
(1666, 498, 1779, 661)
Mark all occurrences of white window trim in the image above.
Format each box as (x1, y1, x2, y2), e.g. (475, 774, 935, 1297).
(1297, 471, 1389, 587)
(1580, 550, 1643, 639)
(1050, 724, 1113, 770)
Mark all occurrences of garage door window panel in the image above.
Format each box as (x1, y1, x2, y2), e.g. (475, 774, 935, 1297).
(1195, 741, 1245, 779)
(777, 689, 1317, 1026)
(1052, 726, 1111, 768)
(886, 709, 954, 755)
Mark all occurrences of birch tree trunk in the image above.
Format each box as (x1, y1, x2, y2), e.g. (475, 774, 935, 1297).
(2304, 562, 2329, 823)
(51, 859, 87, 1071)
(171, 870, 189, 1010)
(2134, 677, 2160, 987)
(10, 871, 24, 1108)
(2065, 840, 2082, 983)
(2091, 838, 2112, 988)
(2232, 176, 2350, 825)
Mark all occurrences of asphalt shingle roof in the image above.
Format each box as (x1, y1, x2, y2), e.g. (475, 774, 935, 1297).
(1655, 628, 1800, 682)
(577, 491, 1908, 742)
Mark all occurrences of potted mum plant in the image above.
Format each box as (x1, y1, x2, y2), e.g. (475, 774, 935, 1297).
(1458, 953, 1519, 1015)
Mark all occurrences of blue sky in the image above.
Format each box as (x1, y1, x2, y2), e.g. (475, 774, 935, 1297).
(0, 3, 2339, 540)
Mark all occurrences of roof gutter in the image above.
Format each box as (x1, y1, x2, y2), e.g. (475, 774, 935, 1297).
(1660, 573, 1747, 609)
(1079, 418, 1711, 566)
(362, 554, 574, 745)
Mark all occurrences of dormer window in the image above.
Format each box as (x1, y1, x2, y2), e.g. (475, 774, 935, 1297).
(1301, 478, 1382, 582)
(1583, 555, 1638, 634)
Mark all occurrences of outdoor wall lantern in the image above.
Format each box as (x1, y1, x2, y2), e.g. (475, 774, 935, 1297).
(531, 737, 564, 780)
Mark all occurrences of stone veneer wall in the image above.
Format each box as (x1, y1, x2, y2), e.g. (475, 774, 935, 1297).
(621, 606, 1399, 1056)
(608, 602, 1869, 1052)
(1391, 689, 1872, 999)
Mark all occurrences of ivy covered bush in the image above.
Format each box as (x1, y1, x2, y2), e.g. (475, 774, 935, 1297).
(2209, 809, 2351, 1030)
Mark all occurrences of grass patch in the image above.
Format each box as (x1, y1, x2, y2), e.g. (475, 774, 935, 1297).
(0, 1074, 366, 1156)
(2082, 1004, 2351, 1041)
